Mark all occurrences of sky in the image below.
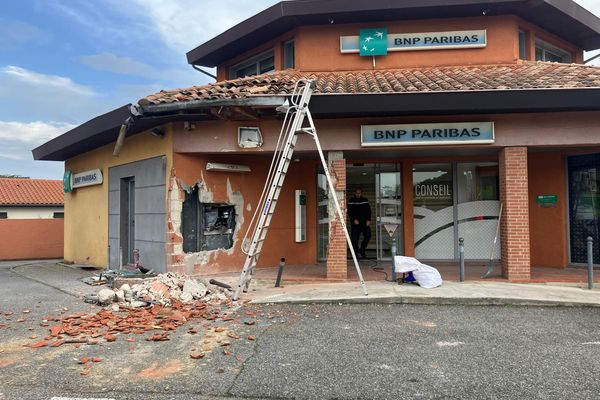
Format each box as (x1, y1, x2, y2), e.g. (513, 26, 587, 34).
(1, 0, 599, 179)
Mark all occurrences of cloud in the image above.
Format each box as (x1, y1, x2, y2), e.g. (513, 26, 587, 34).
(0, 65, 110, 124)
(0, 121, 71, 178)
(78, 53, 206, 87)
(0, 153, 26, 161)
(0, 18, 52, 49)
(1, 66, 96, 97)
(125, 0, 279, 54)
(0, 121, 76, 144)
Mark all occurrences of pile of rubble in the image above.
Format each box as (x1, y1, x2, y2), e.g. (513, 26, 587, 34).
(28, 274, 238, 349)
(86, 272, 231, 308)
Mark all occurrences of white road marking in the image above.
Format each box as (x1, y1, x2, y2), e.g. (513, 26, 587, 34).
(582, 342, 600, 345)
(436, 341, 465, 347)
(50, 397, 116, 400)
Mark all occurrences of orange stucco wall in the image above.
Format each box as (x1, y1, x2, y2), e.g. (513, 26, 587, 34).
(295, 15, 519, 71)
(173, 153, 318, 272)
(174, 112, 600, 155)
(216, 14, 584, 77)
(528, 152, 568, 268)
(0, 219, 64, 260)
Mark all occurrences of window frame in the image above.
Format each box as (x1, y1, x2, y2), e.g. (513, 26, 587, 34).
(283, 39, 295, 69)
(0, 212, 7, 219)
(518, 30, 527, 60)
(535, 39, 572, 63)
(229, 49, 275, 79)
(53, 212, 64, 219)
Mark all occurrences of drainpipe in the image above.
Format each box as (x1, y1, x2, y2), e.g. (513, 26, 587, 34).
(113, 104, 142, 156)
(584, 53, 600, 64)
(192, 64, 217, 80)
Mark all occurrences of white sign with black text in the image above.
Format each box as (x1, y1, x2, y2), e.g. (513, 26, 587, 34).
(72, 169, 103, 189)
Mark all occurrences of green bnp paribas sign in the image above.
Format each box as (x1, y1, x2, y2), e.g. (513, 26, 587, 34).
(359, 28, 388, 56)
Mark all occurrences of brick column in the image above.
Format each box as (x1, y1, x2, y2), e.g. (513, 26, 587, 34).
(166, 173, 186, 274)
(327, 152, 348, 280)
(499, 147, 531, 281)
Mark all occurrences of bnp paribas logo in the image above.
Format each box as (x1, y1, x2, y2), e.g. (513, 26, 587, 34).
(359, 28, 388, 56)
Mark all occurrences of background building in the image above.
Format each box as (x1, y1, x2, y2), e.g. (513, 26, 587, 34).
(0, 177, 64, 260)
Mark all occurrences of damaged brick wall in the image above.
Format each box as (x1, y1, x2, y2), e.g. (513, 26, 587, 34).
(166, 152, 319, 275)
(166, 168, 246, 275)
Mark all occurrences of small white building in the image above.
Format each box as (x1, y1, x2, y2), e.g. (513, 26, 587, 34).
(0, 178, 64, 260)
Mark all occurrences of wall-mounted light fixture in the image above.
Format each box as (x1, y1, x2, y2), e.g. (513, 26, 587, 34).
(151, 127, 165, 138)
(238, 127, 263, 148)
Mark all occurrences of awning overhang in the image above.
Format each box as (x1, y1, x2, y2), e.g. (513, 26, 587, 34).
(32, 88, 600, 161)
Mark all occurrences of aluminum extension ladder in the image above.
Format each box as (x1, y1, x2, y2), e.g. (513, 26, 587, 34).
(233, 79, 369, 300)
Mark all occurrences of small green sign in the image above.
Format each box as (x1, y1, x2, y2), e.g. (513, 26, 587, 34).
(536, 195, 558, 205)
(63, 170, 72, 193)
(359, 28, 388, 56)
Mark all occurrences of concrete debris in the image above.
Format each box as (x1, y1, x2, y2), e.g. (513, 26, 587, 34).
(183, 280, 207, 298)
(90, 272, 231, 308)
(97, 289, 116, 305)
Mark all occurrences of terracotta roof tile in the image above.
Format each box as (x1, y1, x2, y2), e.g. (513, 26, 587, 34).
(139, 62, 600, 106)
(0, 178, 64, 206)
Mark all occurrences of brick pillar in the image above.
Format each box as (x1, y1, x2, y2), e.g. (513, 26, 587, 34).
(327, 152, 348, 280)
(499, 147, 531, 281)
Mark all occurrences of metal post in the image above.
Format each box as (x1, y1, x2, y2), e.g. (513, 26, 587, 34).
(391, 240, 397, 282)
(107, 245, 111, 270)
(275, 258, 285, 288)
(459, 237, 465, 283)
(119, 246, 123, 270)
(587, 237, 594, 290)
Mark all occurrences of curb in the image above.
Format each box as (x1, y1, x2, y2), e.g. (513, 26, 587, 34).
(251, 296, 600, 308)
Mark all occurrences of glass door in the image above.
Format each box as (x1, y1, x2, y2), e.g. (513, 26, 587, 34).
(317, 171, 329, 261)
(376, 164, 402, 260)
(568, 154, 600, 264)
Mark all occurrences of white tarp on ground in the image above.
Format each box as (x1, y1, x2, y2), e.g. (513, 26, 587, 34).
(393, 256, 443, 289)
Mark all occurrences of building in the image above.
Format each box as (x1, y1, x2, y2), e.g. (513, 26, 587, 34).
(0, 178, 64, 260)
(33, 0, 600, 281)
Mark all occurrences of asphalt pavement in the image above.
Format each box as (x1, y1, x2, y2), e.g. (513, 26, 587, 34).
(1, 261, 600, 399)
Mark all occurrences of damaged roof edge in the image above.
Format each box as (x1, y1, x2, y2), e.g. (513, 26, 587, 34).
(140, 96, 286, 115)
(186, 0, 600, 66)
(32, 97, 286, 161)
(32, 88, 600, 162)
(32, 104, 132, 161)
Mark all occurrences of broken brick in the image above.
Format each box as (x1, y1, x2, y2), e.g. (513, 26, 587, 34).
(29, 340, 49, 348)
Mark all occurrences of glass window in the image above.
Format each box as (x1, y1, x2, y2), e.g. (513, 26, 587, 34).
(535, 40, 572, 63)
(456, 162, 500, 260)
(568, 154, 600, 264)
(413, 162, 501, 261)
(53, 212, 64, 219)
(519, 30, 527, 60)
(413, 163, 455, 260)
(317, 169, 329, 261)
(230, 50, 275, 79)
(283, 40, 295, 69)
(0, 212, 7, 219)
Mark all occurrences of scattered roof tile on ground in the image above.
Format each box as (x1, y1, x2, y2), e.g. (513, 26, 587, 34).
(140, 61, 600, 106)
(0, 178, 64, 206)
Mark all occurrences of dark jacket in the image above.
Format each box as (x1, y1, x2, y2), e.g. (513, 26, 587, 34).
(348, 196, 371, 225)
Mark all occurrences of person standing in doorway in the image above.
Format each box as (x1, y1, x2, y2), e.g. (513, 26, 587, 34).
(348, 188, 371, 259)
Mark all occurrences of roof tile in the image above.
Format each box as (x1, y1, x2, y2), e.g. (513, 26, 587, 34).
(139, 62, 600, 106)
(0, 178, 64, 206)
